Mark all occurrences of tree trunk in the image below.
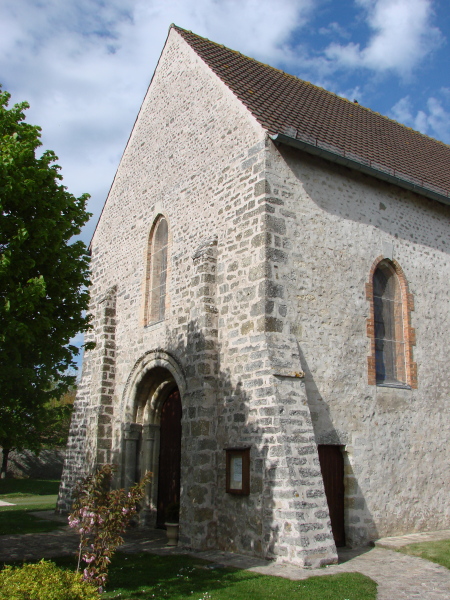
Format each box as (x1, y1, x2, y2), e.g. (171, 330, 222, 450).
(1, 448, 10, 479)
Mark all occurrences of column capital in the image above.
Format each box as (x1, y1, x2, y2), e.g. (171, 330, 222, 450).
(142, 423, 159, 440)
(124, 422, 142, 441)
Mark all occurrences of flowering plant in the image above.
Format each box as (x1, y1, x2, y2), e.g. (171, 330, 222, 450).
(69, 464, 151, 592)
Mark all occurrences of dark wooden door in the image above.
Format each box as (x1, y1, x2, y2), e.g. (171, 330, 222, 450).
(156, 390, 182, 527)
(318, 445, 345, 547)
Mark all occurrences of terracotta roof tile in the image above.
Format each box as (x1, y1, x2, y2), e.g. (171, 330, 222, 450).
(174, 25, 450, 201)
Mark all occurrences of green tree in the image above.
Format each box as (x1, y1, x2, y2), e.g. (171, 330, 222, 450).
(0, 387, 76, 476)
(0, 88, 92, 476)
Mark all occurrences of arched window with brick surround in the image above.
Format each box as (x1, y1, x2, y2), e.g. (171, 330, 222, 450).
(145, 215, 168, 324)
(366, 257, 417, 388)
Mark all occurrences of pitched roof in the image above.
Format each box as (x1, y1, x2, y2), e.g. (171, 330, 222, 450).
(174, 25, 450, 205)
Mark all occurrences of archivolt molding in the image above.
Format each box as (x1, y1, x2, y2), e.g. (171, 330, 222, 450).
(120, 349, 186, 421)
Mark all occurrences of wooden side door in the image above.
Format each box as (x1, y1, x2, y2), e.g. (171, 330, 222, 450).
(156, 389, 182, 527)
(318, 445, 345, 547)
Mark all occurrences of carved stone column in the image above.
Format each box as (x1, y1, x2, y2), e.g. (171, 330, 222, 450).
(140, 423, 160, 525)
(123, 423, 142, 491)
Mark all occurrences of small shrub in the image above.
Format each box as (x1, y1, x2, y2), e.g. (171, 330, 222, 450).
(0, 559, 100, 600)
(69, 464, 151, 591)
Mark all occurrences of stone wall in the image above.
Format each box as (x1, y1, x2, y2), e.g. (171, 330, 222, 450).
(2, 448, 64, 480)
(264, 141, 450, 546)
(59, 25, 450, 565)
(58, 28, 336, 567)
(209, 137, 336, 565)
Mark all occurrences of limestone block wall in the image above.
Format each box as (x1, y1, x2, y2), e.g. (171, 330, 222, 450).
(59, 24, 450, 564)
(58, 28, 255, 541)
(4, 448, 64, 480)
(210, 138, 336, 566)
(57, 285, 117, 511)
(263, 140, 450, 546)
(59, 28, 337, 566)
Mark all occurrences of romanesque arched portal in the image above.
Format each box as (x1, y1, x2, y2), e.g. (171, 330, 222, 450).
(121, 352, 185, 527)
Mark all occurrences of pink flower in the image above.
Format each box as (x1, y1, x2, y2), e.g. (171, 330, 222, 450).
(68, 517, 80, 528)
(82, 555, 96, 564)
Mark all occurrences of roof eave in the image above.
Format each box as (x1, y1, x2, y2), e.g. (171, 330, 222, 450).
(270, 133, 450, 208)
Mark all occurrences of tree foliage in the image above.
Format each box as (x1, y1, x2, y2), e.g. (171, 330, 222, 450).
(0, 387, 76, 477)
(0, 88, 92, 458)
(1, 386, 75, 449)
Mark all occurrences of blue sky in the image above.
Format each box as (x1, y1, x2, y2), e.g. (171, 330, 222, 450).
(1, 0, 449, 365)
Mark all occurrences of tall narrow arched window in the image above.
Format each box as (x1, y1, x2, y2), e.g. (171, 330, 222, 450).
(146, 216, 168, 324)
(373, 261, 405, 384)
(366, 257, 417, 388)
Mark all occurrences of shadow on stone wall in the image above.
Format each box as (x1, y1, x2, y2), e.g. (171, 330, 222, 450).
(61, 229, 345, 564)
(297, 343, 379, 547)
(165, 320, 271, 558)
(150, 317, 339, 565)
(283, 146, 450, 254)
(1, 448, 64, 479)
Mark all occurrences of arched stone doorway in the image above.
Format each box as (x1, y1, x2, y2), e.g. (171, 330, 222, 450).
(122, 358, 184, 528)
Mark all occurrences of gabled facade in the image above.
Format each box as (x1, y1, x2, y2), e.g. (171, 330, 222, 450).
(58, 25, 450, 567)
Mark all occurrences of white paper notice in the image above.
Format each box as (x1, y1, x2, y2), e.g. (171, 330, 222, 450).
(231, 455, 243, 490)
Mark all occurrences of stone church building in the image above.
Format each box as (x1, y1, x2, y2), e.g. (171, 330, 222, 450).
(58, 25, 450, 567)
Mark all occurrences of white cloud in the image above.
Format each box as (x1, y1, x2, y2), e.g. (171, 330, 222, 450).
(390, 96, 415, 123)
(2, 0, 447, 374)
(390, 93, 450, 143)
(319, 21, 351, 39)
(325, 0, 442, 76)
(0, 0, 316, 244)
(337, 85, 364, 104)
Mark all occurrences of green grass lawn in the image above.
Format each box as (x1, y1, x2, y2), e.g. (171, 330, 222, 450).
(0, 479, 60, 496)
(51, 552, 377, 600)
(0, 479, 65, 535)
(397, 539, 450, 570)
